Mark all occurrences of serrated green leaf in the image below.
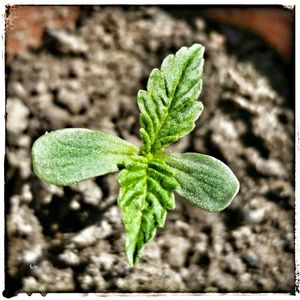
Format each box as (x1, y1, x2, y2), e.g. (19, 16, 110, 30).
(117, 156, 179, 266)
(32, 128, 138, 186)
(138, 44, 205, 154)
(160, 152, 240, 212)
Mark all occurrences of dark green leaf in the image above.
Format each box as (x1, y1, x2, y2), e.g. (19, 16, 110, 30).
(161, 152, 240, 212)
(117, 156, 179, 266)
(32, 129, 139, 186)
(138, 44, 204, 154)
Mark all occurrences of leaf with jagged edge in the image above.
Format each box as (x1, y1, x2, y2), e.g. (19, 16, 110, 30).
(138, 44, 204, 154)
(117, 155, 179, 266)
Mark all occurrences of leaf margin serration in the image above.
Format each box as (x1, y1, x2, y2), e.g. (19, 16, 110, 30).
(117, 155, 179, 266)
(138, 43, 205, 155)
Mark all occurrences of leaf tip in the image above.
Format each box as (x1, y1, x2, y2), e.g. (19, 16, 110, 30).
(125, 241, 141, 268)
(190, 43, 205, 55)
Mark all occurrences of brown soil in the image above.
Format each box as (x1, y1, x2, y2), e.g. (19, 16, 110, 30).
(5, 6, 295, 295)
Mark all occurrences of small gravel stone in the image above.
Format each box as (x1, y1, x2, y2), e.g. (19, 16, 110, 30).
(242, 252, 260, 269)
(59, 250, 80, 266)
(224, 254, 246, 274)
(7, 98, 29, 135)
(71, 180, 103, 206)
(71, 221, 112, 247)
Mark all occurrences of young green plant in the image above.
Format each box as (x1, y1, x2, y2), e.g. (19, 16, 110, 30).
(32, 44, 239, 267)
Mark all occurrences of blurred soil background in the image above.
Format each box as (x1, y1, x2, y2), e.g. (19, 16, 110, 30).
(4, 5, 295, 295)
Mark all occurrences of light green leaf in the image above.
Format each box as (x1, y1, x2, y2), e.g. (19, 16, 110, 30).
(32, 128, 139, 186)
(117, 156, 179, 266)
(138, 44, 204, 154)
(160, 152, 240, 212)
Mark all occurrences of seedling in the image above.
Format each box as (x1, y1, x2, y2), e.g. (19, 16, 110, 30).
(32, 44, 239, 267)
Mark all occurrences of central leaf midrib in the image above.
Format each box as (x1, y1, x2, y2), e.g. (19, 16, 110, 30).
(133, 161, 168, 263)
(132, 164, 150, 264)
(149, 50, 197, 153)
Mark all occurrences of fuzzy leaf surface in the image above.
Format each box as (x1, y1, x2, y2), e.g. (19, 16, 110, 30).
(161, 152, 240, 212)
(32, 128, 138, 186)
(117, 156, 179, 266)
(138, 43, 204, 154)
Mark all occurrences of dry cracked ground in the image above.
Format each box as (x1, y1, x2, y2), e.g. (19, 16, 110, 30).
(5, 6, 295, 295)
